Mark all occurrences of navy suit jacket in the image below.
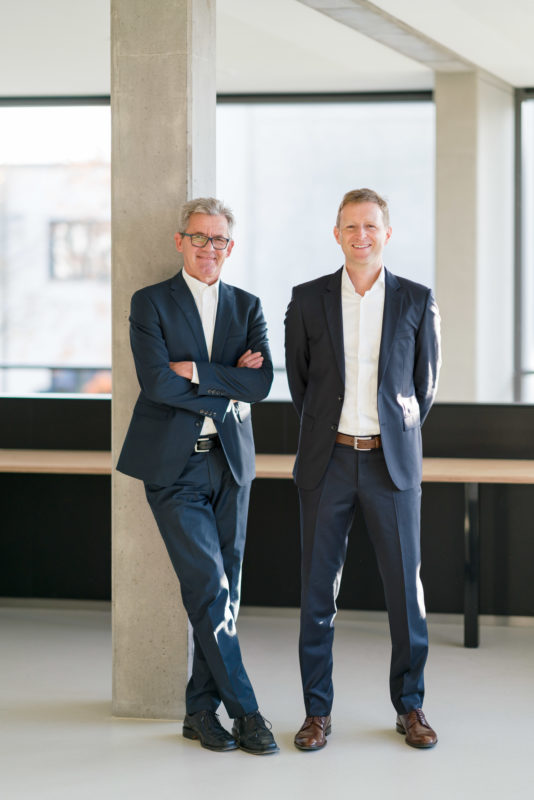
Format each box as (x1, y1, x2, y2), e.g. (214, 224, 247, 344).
(117, 270, 273, 487)
(284, 267, 441, 491)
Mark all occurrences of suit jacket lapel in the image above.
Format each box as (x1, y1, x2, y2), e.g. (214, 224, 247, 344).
(211, 281, 232, 364)
(378, 268, 403, 385)
(169, 271, 209, 361)
(323, 268, 345, 384)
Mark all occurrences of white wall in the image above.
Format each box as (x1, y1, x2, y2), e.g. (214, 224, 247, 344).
(435, 71, 515, 403)
(476, 78, 515, 401)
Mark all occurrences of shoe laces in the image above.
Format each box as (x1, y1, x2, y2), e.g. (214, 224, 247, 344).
(412, 709, 429, 728)
(241, 711, 272, 731)
(303, 716, 328, 730)
(198, 710, 223, 730)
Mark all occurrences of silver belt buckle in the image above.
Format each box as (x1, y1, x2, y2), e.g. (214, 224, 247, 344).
(194, 437, 209, 453)
(354, 436, 373, 451)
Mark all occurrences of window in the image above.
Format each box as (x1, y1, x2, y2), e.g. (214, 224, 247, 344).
(1, 96, 435, 399)
(216, 96, 435, 399)
(50, 220, 111, 281)
(0, 101, 111, 395)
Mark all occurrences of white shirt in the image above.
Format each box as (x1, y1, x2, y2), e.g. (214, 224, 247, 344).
(182, 267, 219, 435)
(338, 265, 385, 436)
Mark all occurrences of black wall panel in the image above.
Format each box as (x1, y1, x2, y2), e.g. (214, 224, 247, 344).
(1, 474, 111, 600)
(1, 397, 533, 616)
(0, 396, 111, 451)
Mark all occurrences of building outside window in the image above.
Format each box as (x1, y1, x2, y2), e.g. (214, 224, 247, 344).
(50, 219, 111, 281)
(0, 103, 111, 395)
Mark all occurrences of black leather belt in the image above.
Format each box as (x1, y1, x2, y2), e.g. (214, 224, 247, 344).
(194, 435, 220, 453)
(336, 433, 381, 451)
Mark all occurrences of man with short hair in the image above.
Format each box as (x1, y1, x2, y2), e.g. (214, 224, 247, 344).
(118, 197, 278, 755)
(285, 188, 441, 751)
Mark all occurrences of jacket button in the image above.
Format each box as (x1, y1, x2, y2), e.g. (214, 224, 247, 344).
(338, 395, 343, 401)
(330, 424, 337, 431)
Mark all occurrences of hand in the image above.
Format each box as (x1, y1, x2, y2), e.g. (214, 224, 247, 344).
(169, 361, 193, 380)
(236, 349, 264, 369)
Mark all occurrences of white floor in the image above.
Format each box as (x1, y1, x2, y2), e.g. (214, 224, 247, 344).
(1, 602, 533, 800)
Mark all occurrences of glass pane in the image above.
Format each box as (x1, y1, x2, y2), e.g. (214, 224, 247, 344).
(522, 98, 534, 388)
(217, 101, 435, 399)
(0, 104, 111, 395)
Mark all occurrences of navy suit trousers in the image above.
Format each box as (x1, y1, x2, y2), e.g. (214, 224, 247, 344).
(144, 446, 257, 719)
(298, 443, 428, 716)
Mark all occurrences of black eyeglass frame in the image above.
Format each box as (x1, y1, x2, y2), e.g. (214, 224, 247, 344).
(180, 232, 231, 250)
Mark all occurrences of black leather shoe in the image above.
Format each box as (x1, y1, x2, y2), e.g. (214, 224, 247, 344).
(183, 710, 238, 752)
(232, 711, 279, 755)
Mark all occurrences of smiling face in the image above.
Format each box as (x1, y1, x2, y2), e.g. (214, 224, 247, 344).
(333, 201, 392, 274)
(174, 213, 234, 285)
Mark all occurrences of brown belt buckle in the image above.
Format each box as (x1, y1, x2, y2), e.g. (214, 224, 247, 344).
(355, 436, 374, 451)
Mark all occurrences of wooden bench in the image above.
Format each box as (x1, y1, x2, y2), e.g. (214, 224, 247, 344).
(3, 449, 534, 647)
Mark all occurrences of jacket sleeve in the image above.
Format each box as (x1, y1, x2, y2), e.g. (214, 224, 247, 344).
(129, 290, 229, 420)
(284, 288, 309, 418)
(195, 297, 273, 403)
(414, 289, 441, 425)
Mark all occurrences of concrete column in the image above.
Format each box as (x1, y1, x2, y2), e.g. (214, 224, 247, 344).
(435, 71, 515, 402)
(111, 0, 215, 719)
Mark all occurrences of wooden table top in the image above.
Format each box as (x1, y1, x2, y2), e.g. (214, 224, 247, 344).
(255, 454, 534, 483)
(422, 457, 534, 484)
(0, 449, 112, 475)
(2, 449, 534, 484)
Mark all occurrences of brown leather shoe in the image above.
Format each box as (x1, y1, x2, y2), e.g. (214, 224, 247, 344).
(294, 715, 331, 751)
(396, 709, 437, 749)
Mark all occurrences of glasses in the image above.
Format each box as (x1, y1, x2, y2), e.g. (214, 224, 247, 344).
(181, 232, 230, 250)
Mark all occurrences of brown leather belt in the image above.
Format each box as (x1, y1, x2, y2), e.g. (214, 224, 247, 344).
(336, 432, 381, 451)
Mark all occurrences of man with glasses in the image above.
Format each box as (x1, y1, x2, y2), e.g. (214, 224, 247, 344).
(118, 197, 278, 755)
(285, 188, 441, 752)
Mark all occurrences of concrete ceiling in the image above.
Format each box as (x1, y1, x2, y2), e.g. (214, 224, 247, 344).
(217, 0, 534, 93)
(0, 0, 532, 97)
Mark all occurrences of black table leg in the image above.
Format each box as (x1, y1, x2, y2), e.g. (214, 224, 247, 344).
(464, 482, 480, 647)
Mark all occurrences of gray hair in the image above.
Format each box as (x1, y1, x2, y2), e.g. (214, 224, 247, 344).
(180, 197, 235, 237)
(336, 188, 390, 228)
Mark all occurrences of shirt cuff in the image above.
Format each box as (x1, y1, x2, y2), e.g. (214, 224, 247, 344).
(231, 401, 251, 422)
(191, 362, 199, 384)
